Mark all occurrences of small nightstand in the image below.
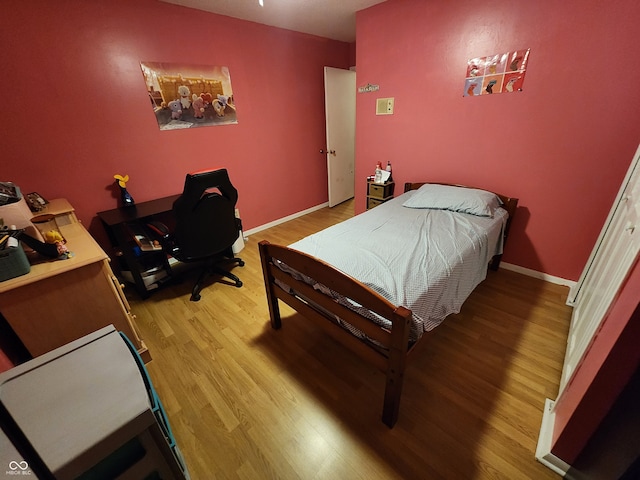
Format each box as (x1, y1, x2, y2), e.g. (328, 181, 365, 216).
(366, 180, 395, 209)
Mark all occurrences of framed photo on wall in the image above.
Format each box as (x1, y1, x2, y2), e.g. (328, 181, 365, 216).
(140, 62, 238, 130)
(464, 49, 530, 97)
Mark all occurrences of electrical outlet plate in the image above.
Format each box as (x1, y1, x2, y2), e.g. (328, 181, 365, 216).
(376, 97, 394, 115)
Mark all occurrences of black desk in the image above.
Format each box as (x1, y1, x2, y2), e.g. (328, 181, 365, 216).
(98, 195, 180, 298)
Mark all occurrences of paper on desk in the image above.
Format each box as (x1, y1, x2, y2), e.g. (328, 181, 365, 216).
(376, 170, 391, 184)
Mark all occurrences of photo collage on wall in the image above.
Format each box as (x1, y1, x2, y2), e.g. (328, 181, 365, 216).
(463, 49, 530, 97)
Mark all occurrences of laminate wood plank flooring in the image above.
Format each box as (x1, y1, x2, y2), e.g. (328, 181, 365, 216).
(128, 199, 572, 479)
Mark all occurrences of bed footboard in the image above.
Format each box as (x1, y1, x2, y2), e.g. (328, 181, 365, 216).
(259, 240, 412, 427)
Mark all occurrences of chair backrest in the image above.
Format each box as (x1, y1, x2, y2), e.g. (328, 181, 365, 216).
(172, 168, 239, 261)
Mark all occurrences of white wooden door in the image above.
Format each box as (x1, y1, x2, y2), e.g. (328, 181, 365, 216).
(324, 67, 355, 207)
(559, 144, 640, 393)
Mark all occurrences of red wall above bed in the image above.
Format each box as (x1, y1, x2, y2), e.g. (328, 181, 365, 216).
(355, 0, 640, 282)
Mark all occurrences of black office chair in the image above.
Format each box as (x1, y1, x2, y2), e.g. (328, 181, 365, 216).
(148, 168, 244, 301)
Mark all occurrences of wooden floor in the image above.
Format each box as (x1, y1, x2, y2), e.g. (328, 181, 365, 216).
(129, 199, 573, 479)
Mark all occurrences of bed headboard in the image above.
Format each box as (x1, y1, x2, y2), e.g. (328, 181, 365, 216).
(403, 182, 519, 238)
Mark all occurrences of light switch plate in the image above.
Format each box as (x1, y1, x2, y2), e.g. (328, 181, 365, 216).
(376, 97, 394, 115)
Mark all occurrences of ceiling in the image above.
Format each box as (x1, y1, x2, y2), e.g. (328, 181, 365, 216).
(159, 0, 387, 43)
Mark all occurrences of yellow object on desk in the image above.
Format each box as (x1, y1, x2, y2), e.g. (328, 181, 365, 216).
(44, 230, 64, 243)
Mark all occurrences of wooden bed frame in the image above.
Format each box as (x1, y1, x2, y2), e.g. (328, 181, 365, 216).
(258, 182, 518, 427)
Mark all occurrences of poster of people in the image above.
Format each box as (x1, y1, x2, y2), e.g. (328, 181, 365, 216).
(140, 62, 238, 130)
(463, 49, 530, 97)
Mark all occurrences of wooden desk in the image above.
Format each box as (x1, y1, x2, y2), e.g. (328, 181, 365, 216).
(0, 202, 149, 362)
(97, 195, 179, 227)
(98, 195, 180, 298)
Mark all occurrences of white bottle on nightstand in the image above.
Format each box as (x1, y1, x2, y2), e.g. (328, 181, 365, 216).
(374, 162, 383, 184)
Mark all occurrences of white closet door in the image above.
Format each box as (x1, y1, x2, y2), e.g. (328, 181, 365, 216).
(559, 144, 640, 393)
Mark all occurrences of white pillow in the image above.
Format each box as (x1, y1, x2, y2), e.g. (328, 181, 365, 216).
(402, 184, 502, 217)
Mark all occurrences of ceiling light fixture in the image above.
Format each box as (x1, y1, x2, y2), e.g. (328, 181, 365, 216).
(259, 0, 263, 6)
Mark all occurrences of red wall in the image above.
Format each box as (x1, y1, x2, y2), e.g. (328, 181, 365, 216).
(355, 0, 640, 281)
(355, 0, 640, 468)
(4, 0, 638, 281)
(0, 0, 350, 245)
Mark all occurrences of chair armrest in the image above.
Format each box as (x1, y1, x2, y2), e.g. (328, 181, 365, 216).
(147, 221, 170, 239)
(146, 221, 180, 257)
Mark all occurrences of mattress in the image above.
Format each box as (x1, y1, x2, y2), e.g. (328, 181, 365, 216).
(282, 190, 508, 343)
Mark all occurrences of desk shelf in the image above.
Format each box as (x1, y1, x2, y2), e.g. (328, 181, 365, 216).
(98, 195, 179, 298)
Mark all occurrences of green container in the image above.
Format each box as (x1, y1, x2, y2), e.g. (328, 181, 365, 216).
(0, 244, 30, 282)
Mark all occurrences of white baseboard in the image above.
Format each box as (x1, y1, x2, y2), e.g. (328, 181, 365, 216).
(243, 202, 329, 238)
(536, 398, 571, 476)
(500, 262, 576, 290)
